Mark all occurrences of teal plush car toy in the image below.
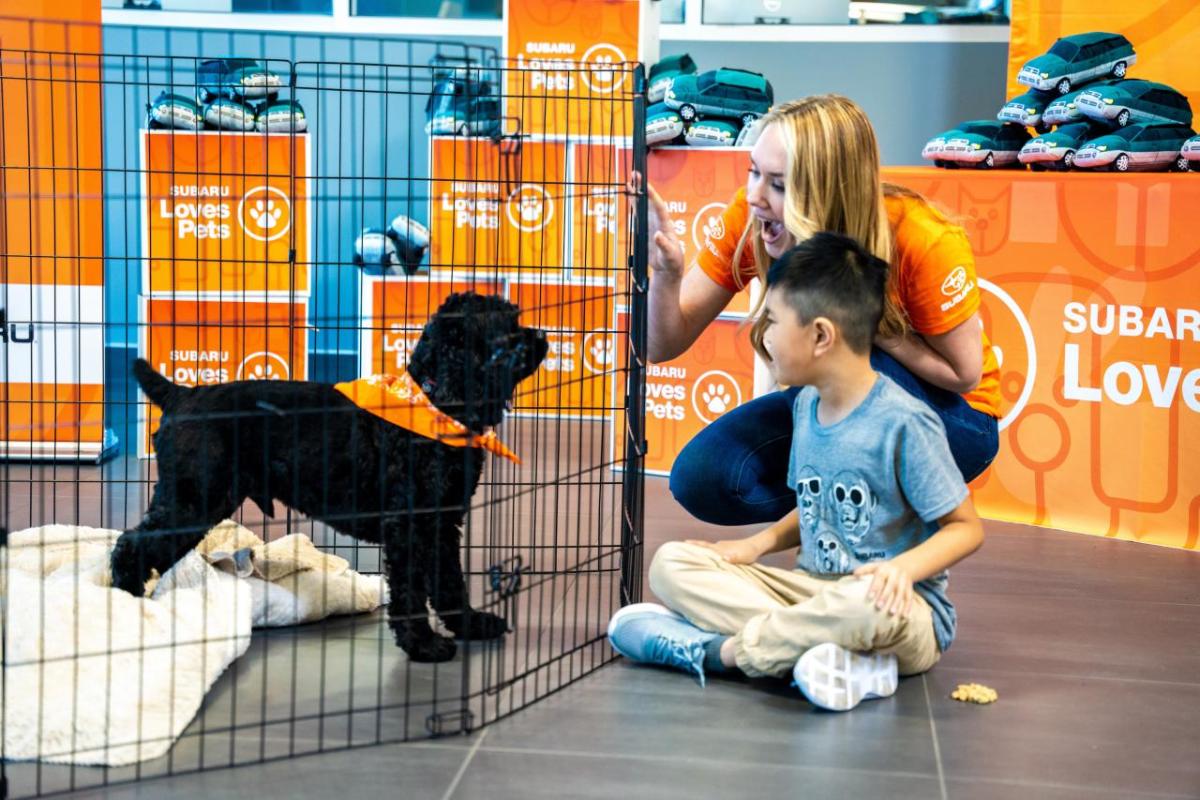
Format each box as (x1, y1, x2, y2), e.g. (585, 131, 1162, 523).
(998, 88, 1058, 131)
(648, 54, 698, 105)
(924, 120, 1031, 169)
(1074, 122, 1196, 172)
(1018, 122, 1097, 170)
(1017, 32, 1136, 95)
(664, 68, 773, 127)
(1074, 79, 1193, 128)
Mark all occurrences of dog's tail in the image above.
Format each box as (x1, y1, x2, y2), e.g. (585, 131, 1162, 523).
(132, 358, 187, 412)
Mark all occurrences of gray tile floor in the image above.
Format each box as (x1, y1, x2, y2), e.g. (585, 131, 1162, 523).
(7, 475, 1200, 800)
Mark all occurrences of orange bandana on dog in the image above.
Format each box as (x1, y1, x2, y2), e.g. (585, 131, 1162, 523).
(334, 371, 520, 464)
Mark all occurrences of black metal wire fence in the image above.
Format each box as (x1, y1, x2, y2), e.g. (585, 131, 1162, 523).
(0, 28, 647, 799)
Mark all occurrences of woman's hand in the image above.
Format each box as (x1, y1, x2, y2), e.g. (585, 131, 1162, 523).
(685, 537, 762, 565)
(628, 170, 685, 281)
(854, 560, 915, 618)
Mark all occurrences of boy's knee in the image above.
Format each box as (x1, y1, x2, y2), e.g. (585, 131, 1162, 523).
(647, 541, 708, 598)
(823, 576, 892, 635)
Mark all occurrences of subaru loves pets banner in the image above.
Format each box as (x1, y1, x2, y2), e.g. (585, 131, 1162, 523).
(138, 296, 308, 457)
(503, 0, 656, 137)
(647, 148, 756, 315)
(142, 131, 311, 295)
(884, 167, 1200, 551)
(1007, 0, 1200, 106)
(0, 4, 108, 459)
(427, 137, 567, 275)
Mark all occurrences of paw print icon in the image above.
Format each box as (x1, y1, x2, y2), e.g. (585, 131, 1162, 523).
(249, 199, 283, 230)
(236, 351, 291, 381)
(238, 185, 291, 242)
(582, 332, 615, 374)
(690, 370, 742, 424)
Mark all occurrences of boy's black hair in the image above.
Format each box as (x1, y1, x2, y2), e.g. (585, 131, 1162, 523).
(765, 232, 890, 354)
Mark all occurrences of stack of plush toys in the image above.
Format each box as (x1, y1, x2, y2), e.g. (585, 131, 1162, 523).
(145, 58, 307, 133)
(923, 31, 1199, 173)
(352, 214, 430, 277)
(645, 54, 774, 148)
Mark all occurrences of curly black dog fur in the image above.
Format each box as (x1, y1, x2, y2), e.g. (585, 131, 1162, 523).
(111, 292, 548, 663)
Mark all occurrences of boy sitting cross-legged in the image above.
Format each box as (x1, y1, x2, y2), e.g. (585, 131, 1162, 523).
(608, 231, 985, 711)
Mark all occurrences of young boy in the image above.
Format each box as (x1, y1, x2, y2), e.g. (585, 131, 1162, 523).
(608, 231, 984, 711)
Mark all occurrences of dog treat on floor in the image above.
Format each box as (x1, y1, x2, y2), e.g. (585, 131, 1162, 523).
(951, 683, 999, 704)
(111, 291, 548, 664)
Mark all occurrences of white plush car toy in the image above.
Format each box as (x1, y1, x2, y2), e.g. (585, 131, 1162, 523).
(1181, 134, 1200, 169)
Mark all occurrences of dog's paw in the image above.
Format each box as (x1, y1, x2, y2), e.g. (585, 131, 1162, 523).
(444, 611, 508, 641)
(110, 564, 148, 597)
(401, 634, 458, 663)
(109, 544, 148, 597)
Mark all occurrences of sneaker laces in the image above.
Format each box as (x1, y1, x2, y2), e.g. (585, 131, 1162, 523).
(650, 636, 708, 687)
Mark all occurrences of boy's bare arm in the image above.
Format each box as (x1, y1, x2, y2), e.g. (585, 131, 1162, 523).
(890, 495, 984, 583)
(856, 495, 983, 617)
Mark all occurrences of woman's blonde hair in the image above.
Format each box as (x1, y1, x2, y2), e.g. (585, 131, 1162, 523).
(739, 94, 909, 360)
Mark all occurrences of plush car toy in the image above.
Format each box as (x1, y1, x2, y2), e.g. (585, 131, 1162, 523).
(388, 214, 431, 274)
(646, 103, 686, 146)
(665, 67, 773, 127)
(735, 116, 765, 147)
(1016, 31, 1136, 95)
(932, 120, 1031, 169)
(203, 97, 257, 131)
(1074, 122, 1196, 172)
(922, 128, 957, 166)
(685, 118, 741, 147)
(425, 64, 493, 134)
(647, 53, 698, 105)
(146, 92, 203, 131)
(255, 100, 308, 132)
(354, 228, 401, 273)
(1074, 79, 1193, 128)
(197, 58, 282, 104)
(1042, 83, 1114, 128)
(1018, 121, 1097, 170)
(1181, 134, 1200, 171)
(998, 88, 1058, 131)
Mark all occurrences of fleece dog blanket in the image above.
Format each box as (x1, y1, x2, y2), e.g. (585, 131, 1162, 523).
(1, 521, 387, 766)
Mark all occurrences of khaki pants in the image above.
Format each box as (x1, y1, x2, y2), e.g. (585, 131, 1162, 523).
(648, 541, 941, 679)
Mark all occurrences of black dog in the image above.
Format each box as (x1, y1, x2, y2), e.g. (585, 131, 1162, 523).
(111, 292, 548, 662)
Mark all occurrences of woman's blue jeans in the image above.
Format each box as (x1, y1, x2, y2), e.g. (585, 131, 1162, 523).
(669, 349, 999, 525)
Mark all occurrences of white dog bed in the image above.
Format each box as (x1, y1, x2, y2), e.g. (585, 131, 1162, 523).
(1, 521, 387, 766)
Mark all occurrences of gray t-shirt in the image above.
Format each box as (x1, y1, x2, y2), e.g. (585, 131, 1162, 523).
(787, 374, 969, 651)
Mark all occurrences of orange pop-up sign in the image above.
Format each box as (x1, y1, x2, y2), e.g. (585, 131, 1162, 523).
(613, 312, 757, 475)
(509, 281, 619, 420)
(358, 275, 505, 376)
(139, 296, 308, 456)
(503, 0, 651, 137)
(142, 131, 310, 295)
(429, 137, 567, 275)
(647, 148, 755, 315)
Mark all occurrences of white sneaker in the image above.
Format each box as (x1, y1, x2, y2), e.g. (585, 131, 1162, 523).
(793, 642, 898, 711)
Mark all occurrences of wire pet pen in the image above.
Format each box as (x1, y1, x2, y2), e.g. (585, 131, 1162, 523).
(0, 31, 648, 799)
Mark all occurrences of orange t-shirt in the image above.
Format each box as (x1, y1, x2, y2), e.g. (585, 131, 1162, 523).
(696, 187, 1001, 418)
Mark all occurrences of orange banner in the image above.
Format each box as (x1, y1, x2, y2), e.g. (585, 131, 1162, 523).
(884, 167, 1200, 550)
(614, 313, 757, 476)
(509, 281, 619, 420)
(358, 275, 505, 376)
(503, 0, 646, 137)
(1, 3, 107, 459)
(142, 131, 310, 295)
(647, 148, 754, 315)
(570, 143, 632, 281)
(1007, 0, 1200, 104)
(139, 296, 308, 456)
(428, 137, 567, 275)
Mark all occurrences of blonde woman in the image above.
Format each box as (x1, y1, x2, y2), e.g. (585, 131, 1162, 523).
(646, 94, 1000, 525)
